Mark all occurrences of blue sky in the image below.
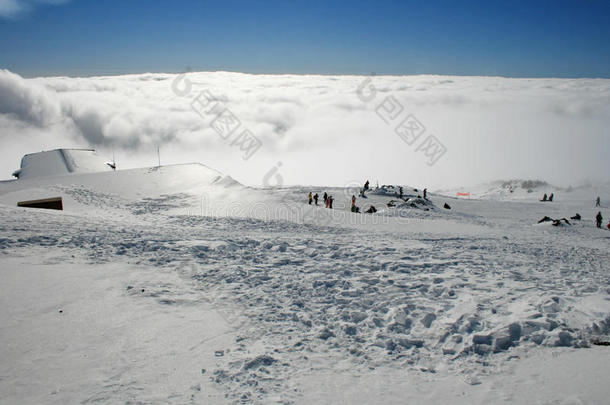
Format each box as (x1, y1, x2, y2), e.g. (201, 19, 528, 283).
(1, 0, 609, 77)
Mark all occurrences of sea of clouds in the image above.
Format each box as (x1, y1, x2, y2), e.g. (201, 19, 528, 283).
(1, 68, 609, 188)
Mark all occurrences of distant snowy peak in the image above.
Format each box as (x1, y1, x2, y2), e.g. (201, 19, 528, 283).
(437, 179, 559, 200)
(438, 179, 610, 202)
(479, 179, 553, 199)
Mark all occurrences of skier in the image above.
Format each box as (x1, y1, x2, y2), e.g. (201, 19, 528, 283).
(399, 186, 403, 200)
(308, 192, 313, 205)
(596, 211, 603, 228)
(549, 193, 554, 202)
(351, 195, 357, 212)
(364, 180, 369, 191)
(313, 193, 319, 205)
(328, 195, 334, 209)
(323, 192, 328, 205)
(596, 196, 601, 207)
(423, 188, 428, 200)
(541, 193, 547, 202)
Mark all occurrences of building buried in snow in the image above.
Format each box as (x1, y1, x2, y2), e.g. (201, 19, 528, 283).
(17, 197, 64, 210)
(12, 148, 115, 180)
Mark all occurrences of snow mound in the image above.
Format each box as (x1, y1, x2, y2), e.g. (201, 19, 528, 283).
(398, 197, 435, 209)
(370, 185, 421, 199)
(0, 163, 243, 216)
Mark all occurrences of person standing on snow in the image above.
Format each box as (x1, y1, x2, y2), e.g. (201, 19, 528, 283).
(323, 192, 328, 205)
(549, 193, 554, 202)
(596, 211, 603, 228)
(308, 192, 313, 205)
(351, 195, 356, 212)
(596, 196, 601, 207)
(364, 180, 369, 191)
(329, 195, 334, 209)
(313, 193, 319, 205)
(423, 188, 428, 200)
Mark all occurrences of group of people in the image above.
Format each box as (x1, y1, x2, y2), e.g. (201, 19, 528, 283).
(308, 191, 333, 208)
(307, 190, 377, 213)
(306, 187, 608, 229)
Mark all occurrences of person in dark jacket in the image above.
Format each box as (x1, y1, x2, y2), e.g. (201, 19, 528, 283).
(549, 193, 554, 202)
(423, 188, 428, 199)
(364, 180, 369, 191)
(323, 192, 328, 205)
(541, 193, 547, 201)
(328, 195, 334, 209)
(596, 196, 601, 207)
(596, 211, 603, 228)
(313, 193, 319, 205)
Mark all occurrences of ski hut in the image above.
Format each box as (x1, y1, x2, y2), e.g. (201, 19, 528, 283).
(12, 149, 115, 180)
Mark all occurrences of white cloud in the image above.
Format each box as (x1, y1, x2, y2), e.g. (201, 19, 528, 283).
(0, 0, 70, 18)
(0, 69, 609, 189)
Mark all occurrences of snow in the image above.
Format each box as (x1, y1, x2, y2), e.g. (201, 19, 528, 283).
(1, 163, 609, 404)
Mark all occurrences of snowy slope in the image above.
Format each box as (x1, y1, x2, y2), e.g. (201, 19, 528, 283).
(1, 165, 609, 404)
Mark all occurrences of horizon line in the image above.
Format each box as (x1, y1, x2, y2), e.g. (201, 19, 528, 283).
(7, 68, 610, 81)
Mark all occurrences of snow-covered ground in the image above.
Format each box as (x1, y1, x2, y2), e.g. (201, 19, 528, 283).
(1, 164, 609, 404)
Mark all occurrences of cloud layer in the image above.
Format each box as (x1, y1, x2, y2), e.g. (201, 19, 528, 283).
(1, 69, 609, 188)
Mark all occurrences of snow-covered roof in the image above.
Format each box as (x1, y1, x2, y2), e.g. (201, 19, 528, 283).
(13, 149, 114, 180)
